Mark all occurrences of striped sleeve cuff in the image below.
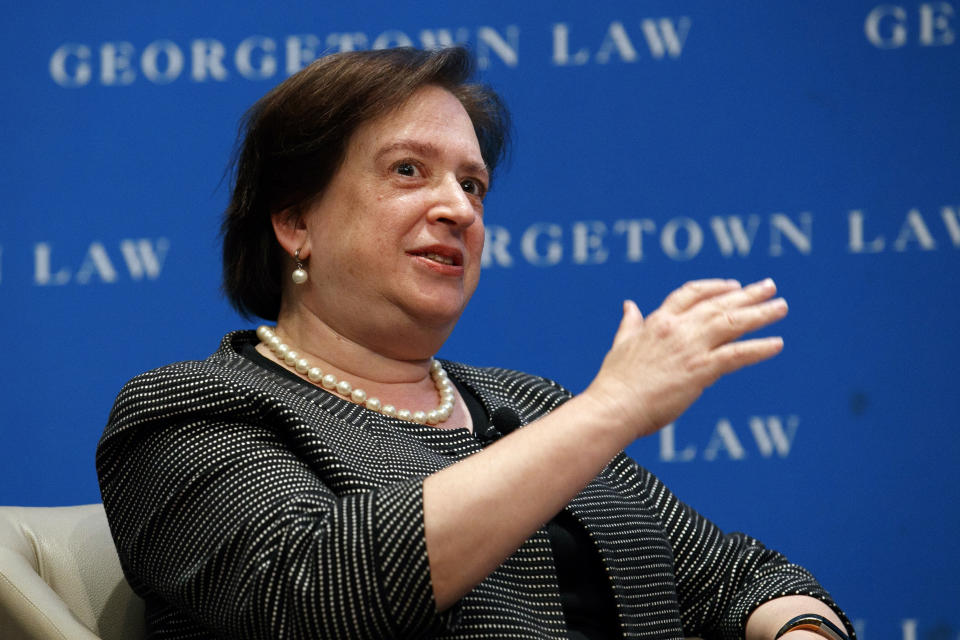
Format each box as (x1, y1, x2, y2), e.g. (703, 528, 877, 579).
(373, 478, 462, 637)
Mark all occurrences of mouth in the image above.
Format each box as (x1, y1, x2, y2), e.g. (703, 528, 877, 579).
(408, 246, 463, 267)
(422, 252, 455, 265)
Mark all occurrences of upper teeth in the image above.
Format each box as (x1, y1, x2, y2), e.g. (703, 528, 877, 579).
(424, 252, 454, 265)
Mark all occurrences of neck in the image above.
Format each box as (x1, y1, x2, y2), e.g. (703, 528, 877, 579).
(261, 297, 471, 431)
(271, 305, 439, 385)
(254, 322, 463, 428)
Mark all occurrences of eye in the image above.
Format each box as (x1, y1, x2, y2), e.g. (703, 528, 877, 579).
(393, 161, 419, 177)
(460, 178, 487, 198)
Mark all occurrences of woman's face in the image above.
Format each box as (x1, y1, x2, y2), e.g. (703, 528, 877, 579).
(295, 85, 489, 351)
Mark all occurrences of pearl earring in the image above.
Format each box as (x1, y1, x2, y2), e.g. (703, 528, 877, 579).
(291, 248, 308, 284)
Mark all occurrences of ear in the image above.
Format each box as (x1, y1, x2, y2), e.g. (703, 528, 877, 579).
(271, 206, 310, 259)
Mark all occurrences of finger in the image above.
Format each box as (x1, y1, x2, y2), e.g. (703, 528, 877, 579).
(705, 297, 788, 345)
(687, 278, 779, 328)
(661, 279, 742, 314)
(704, 336, 785, 382)
(703, 277, 778, 312)
(612, 299, 643, 347)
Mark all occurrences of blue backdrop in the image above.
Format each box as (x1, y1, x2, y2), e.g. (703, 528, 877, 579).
(2, 2, 958, 637)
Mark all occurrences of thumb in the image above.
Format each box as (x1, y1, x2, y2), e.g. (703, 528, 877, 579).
(612, 299, 643, 347)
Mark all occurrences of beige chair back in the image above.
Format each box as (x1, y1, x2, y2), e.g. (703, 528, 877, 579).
(0, 504, 145, 640)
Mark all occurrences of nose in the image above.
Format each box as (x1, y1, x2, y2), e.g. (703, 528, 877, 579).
(427, 175, 478, 230)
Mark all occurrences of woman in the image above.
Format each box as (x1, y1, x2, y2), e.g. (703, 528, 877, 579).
(98, 47, 854, 640)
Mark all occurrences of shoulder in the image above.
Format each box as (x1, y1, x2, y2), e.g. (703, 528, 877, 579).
(110, 330, 254, 400)
(443, 361, 572, 397)
(441, 360, 573, 423)
(102, 330, 291, 442)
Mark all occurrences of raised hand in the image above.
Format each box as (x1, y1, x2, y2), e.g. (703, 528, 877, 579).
(585, 278, 788, 439)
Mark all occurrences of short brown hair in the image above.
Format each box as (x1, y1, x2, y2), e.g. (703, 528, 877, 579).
(221, 46, 511, 320)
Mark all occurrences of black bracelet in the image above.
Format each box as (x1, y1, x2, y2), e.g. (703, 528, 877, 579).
(775, 614, 850, 640)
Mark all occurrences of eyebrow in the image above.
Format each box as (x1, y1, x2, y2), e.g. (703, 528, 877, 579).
(375, 139, 490, 180)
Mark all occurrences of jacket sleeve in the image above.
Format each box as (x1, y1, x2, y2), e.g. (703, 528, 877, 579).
(97, 365, 457, 640)
(611, 454, 855, 640)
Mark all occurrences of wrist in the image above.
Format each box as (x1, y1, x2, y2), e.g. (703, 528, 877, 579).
(579, 381, 657, 439)
(562, 391, 640, 450)
(775, 614, 850, 640)
(779, 631, 831, 640)
(746, 597, 850, 640)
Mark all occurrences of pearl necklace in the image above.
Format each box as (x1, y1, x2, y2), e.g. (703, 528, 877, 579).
(256, 325, 455, 425)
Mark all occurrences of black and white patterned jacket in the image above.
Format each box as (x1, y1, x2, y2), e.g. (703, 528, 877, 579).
(97, 331, 851, 640)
